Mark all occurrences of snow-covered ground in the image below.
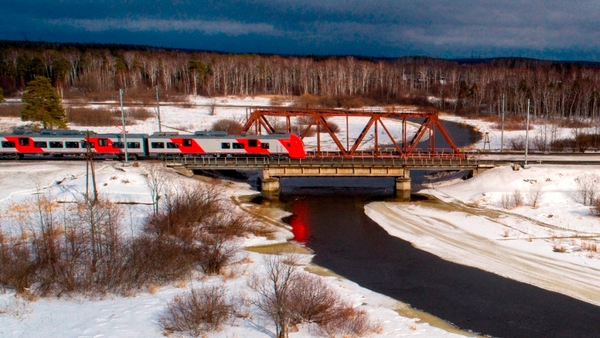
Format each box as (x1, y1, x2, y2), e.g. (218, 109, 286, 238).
(1, 96, 600, 337)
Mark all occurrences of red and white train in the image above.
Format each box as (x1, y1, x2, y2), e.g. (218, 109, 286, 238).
(0, 130, 306, 160)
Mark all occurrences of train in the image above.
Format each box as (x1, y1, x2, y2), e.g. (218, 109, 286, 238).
(0, 129, 307, 160)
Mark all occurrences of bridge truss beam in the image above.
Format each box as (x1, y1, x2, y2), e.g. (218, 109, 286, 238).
(242, 107, 463, 158)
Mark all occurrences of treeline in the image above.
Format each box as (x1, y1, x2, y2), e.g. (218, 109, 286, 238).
(3, 40, 600, 121)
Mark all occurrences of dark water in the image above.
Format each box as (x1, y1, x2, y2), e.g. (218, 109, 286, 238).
(278, 180, 600, 338)
(265, 122, 600, 338)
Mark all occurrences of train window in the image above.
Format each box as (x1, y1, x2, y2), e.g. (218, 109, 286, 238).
(261, 143, 270, 149)
(151, 142, 165, 149)
(182, 139, 192, 147)
(98, 139, 109, 146)
(34, 141, 48, 148)
(233, 143, 244, 149)
(49, 141, 63, 148)
(112, 142, 124, 148)
(80, 141, 94, 148)
(65, 142, 79, 148)
(221, 142, 231, 149)
(166, 142, 179, 149)
(248, 139, 258, 147)
(127, 142, 140, 149)
(2, 141, 15, 148)
(19, 138, 29, 146)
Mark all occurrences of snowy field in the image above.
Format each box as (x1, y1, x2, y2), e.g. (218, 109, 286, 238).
(1, 96, 600, 337)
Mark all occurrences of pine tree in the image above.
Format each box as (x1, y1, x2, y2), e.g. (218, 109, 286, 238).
(0, 87, 5, 103)
(20, 76, 67, 129)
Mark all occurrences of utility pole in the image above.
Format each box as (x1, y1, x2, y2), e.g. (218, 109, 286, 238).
(501, 94, 505, 152)
(156, 86, 162, 132)
(85, 130, 98, 202)
(120, 89, 129, 165)
(525, 99, 530, 168)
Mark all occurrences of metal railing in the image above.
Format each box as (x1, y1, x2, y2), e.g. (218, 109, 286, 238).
(165, 155, 491, 170)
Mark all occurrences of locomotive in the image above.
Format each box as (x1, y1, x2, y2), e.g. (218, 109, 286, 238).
(0, 129, 306, 160)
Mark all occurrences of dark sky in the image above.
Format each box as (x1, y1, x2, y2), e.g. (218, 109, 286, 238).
(3, 0, 600, 61)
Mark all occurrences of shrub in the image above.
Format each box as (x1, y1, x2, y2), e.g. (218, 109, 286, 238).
(508, 136, 526, 151)
(294, 93, 320, 109)
(128, 107, 153, 121)
(144, 182, 249, 276)
(144, 183, 222, 239)
(0, 103, 23, 117)
(0, 234, 35, 294)
(512, 189, 524, 207)
(160, 284, 234, 336)
(212, 119, 244, 135)
(592, 198, 600, 217)
(67, 106, 118, 126)
(527, 183, 544, 208)
(250, 254, 379, 338)
(575, 173, 599, 206)
(500, 190, 524, 209)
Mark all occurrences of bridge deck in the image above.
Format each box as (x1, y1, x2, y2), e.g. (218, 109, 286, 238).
(166, 156, 496, 177)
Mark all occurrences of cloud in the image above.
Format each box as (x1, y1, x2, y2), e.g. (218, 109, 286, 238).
(46, 17, 281, 37)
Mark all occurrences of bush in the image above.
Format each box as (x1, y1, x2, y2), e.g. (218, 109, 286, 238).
(144, 182, 249, 275)
(212, 119, 244, 135)
(68, 106, 118, 126)
(575, 174, 599, 206)
(0, 178, 256, 298)
(0, 234, 35, 294)
(508, 136, 526, 151)
(250, 254, 379, 338)
(591, 198, 600, 217)
(160, 284, 234, 336)
(0, 103, 23, 117)
(128, 107, 153, 121)
(500, 189, 524, 209)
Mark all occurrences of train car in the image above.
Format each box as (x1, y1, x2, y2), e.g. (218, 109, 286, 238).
(0, 130, 91, 159)
(0, 129, 306, 160)
(146, 131, 306, 159)
(84, 133, 148, 160)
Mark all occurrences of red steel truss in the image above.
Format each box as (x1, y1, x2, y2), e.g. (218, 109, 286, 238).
(242, 107, 463, 158)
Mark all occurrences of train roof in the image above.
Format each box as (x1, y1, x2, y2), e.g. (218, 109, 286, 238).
(0, 130, 298, 139)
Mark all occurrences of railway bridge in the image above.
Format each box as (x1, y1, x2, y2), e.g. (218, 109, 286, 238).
(166, 155, 496, 199)
(167, 107, 488, 198)
(159, 108, 600, 197)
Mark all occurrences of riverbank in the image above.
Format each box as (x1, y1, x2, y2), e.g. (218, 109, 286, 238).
(366, 164, 600, 307)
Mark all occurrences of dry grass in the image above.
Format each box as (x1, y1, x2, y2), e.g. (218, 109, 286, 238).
(68, 106, 118, 126)
(128, 107, 153, 121)
(0, 103, 23, 117)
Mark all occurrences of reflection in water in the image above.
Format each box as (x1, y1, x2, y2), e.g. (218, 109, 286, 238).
(289, 201, 309, 243)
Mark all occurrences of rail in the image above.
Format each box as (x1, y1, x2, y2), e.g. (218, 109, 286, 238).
(164, 155, 492, 169)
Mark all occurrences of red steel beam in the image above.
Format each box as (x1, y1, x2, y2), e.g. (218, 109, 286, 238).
(242, 107, 464, 158)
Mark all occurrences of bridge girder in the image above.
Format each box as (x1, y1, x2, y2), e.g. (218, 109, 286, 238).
(242, 107, 463, 158)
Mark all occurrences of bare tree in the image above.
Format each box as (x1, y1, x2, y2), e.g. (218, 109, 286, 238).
(249, 254, 305, 338)
(576, 173, 599, 205)
(512, 189, 524, 207)
(144, 164, 167, 215)
(527, 182, 544, 208)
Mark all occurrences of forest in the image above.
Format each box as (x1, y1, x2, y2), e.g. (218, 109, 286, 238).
(2, 40, 600, 122)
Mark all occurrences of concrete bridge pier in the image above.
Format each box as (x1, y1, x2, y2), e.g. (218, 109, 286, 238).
(394, 168, 411, 200)
(261, 170, 281, 195)
(395, 176, 411, 201)
(261, 177, 281, 194)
